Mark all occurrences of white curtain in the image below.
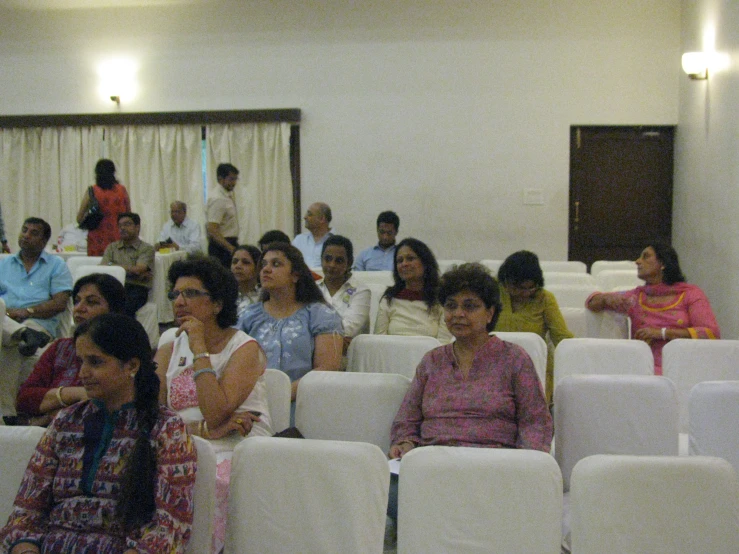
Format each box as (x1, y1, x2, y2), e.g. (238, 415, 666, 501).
(206, 122, 293, 245)
(104, 124, 204, 244)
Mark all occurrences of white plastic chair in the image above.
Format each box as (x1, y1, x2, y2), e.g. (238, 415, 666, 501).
(398, 447, 563, 554)
(539, 260, 587, 273)
(584, 310, 631, 339)
(225, 437, 389, 554)
(72, 264, 126, 285)
(437, 259, 465, 274)
(559, 307, 587, 338)
(294, 371, 410, 452)
(570, 455, 739, 554)
(590, 259, 637, 278)
(0, 425, 46, 523)
(366, 282, 388, 334)
(492, 331, 548, 389)
(263, 368, 291, 434)
(595, 268, 643, 290)
(553, 338, 653, 388)
(346, 334, 441, 378)
(66, 255, 103, 276)
(157, 326, 178, 348)
(351, 270, 394, 287)
(546, 284, 598, 308)
(689, 381, 739, 475)
(662, 339, 739, 434)
(186, 436, 217, 554)
(543, 271, 596, 286)
(479, 259, 503, 276)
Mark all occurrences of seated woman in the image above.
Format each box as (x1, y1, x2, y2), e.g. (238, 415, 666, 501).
(387, 263, 552, 519)
(586, 243, 720, 374)
(374, 237, 452, 343)
(493, 250, 573, 403)
(0, 313, 196, 554)
(318, 235, 371, 352)
(239, 242, 343, 402)
(15, 273, 126, 426)
(155, 256, 272, 553)
(231, 244, 261, 317)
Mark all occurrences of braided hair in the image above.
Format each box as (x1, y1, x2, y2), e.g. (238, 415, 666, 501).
(74, 313, 160, 529)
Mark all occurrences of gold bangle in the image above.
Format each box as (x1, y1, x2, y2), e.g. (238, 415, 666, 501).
(55, 386, 68, 408)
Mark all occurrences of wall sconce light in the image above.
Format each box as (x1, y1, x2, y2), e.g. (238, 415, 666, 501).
(110, 95, 121, 104)
(682, 52, 708, 80)
(98, 58, 138, 104)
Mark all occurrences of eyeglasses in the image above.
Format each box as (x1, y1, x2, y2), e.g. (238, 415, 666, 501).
(443, 300, 485, 313)
(167, 289, 211, 301)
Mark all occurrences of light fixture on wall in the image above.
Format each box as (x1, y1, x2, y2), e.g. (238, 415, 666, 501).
(682, 52, 708, 80)
(98, 58, 138, 104)
(110, 95, 121, 104)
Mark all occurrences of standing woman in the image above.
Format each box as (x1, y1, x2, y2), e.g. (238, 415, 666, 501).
(77, 159, 131, 256)
(0, 314, 196, 553)
(586, 243, 720, 374)
(494, 250, 573, 403)
(231, 244, 262, 318)
(374, 237, 452, 343)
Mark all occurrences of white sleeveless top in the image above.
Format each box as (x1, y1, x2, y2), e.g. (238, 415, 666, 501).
(166, 329, 272, 454)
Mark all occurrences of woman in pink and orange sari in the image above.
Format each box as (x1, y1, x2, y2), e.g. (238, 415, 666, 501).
(586, 243, 720, 374)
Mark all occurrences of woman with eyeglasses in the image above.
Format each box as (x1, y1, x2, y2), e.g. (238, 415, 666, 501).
(155, 256, 272, 553)
(493, 250, 573, 403)
(386, 264, 551, 520)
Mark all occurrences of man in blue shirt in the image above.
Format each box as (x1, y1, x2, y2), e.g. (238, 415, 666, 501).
(0, 217, 73, 356)
(292, 202, 333, 268)
(353, 211, 399, 271)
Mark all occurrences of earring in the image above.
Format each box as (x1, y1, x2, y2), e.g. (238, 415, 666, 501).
(129, 373, 136, 379)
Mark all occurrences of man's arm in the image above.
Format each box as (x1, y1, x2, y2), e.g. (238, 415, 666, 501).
(206, 222, 235, 253)
(126, 243, 155, 279)
(6, 291, 71, 322)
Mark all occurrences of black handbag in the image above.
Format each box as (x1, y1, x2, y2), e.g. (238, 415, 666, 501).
(79, 186, 104, 230)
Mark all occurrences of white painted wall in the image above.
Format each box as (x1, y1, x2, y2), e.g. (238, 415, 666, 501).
(0, 0, 680, 261)
(674, 0, 739, 338)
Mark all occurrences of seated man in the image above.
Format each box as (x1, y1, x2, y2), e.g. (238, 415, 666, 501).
(292, 202, 333, 268)
(354, 210, 399, 271)
(101, 212, 155, 317)
(154, 201, 202, 254)
(0, 217, 73, 356)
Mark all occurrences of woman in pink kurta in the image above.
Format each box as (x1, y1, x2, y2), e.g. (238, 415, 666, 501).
(586, 243, 720, 374)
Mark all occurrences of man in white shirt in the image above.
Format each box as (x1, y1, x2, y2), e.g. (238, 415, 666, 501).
(206, 163, 239, 267)
(154, 201, 202, 254)
(292, 202, 333, 268)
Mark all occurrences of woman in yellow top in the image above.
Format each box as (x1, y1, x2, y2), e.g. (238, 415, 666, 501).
(493, 250, 573, 403)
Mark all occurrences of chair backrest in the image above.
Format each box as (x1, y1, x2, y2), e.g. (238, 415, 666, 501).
(66, 255, 103, 276)
(346, 334, 441, 378)
(590, 259, 637, 278)
(554, 338, 653, 387)
(546, 283, 599, 308)
(595, 268, 643, 291)
(584, 310, 630, 339)
(543, 271, 596, 286)
(437, 259, 465, 274)
(225, 437, 389, 554)
(186, 436, 217, 554)
(263, 368, 291, 434)
(479, 259, 503, 275)
(294, 371, 411, 452)
(539, 260, 587, 273)
(398, 447, 563, 554)
(663, 339, 739, 433)
(689, 381, 739, 476)
(366, 282, 388, 333)
(0, 425, 46, 524)
(351, 270, 394, 287)
(570, 454, 739, 554)
(559, 307, 587, 338)
(554, 375, 679, 490)
(157, 326, 179, 348)
(73, 264, 126, 285)
(491, 332, 548, 387)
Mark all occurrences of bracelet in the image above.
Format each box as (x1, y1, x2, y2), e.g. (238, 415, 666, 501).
(199, 420, 210, 439)
(192, 367, 217, 380)
(56, 386, 68, 407)
(192, 352, 210, 362)
(661, 327, 667, 340)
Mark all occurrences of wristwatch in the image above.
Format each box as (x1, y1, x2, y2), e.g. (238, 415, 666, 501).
(26, 307, 36, 315)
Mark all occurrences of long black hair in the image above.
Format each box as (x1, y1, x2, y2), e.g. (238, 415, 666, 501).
(259, 242, 327, 304)
(74, 313, 160, 530)
(383, 237, 440, 310)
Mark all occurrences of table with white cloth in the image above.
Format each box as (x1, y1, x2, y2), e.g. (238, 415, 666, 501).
(154, 250, 187, 323)
(48, 249, 88, 262)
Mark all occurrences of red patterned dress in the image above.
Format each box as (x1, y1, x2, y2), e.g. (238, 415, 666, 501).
(87, 183, 130, 256)
(0, 400, 196, 553)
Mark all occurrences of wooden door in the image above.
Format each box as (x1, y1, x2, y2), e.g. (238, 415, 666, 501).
(568, 126, 674, 269)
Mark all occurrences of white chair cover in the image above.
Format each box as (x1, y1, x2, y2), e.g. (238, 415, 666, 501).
(0, 425, 46, 523)
(595, 268, 644, 291)
(689, 381, 739, 475)
(225, 437, 389, 554)
(157, 326, 178, 348)
(154, 251, 187, 323)
(366, 282, 388, 333)
(546, 284, 599, 308)
(398, 446, 563, 554)
(590, 259, 637, 278)
(66, 255, 102, 276)
(72, 264, 126, 284)
(570, 454, 739, 554)
(351, 270, 394, 287)
(479, 259, 503, 275)
(553, 338, 653, 388)
(663, 339, 739, 433)
(543, 272, 596, 286)
(437, 259, 465, 273)
(186, 436, 217, 554)
(263, 368, 291, 434)
(560, 307, 587, 338)
(295, 371, 410, 452)
(346, 334, 441, 378)
(554, 375, 679, 491)
(539, 260, 587, 273)
(584, 310, 630, 339)
(492, 332, 548, 388)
